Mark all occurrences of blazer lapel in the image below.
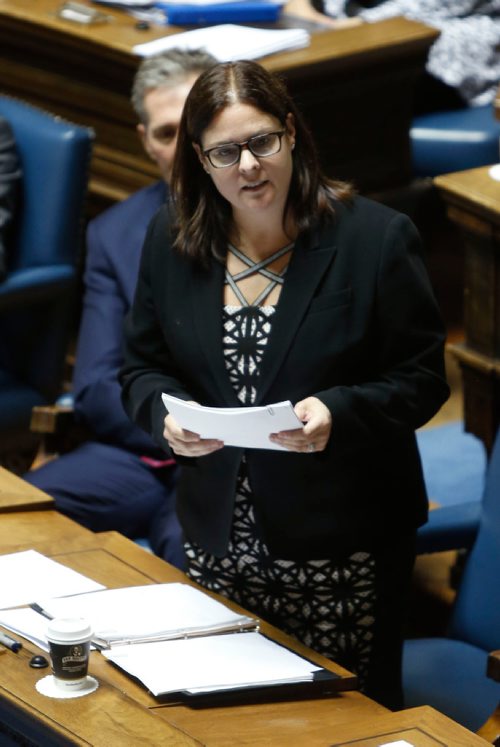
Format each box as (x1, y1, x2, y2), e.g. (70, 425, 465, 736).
(256, 228, 338, 405)
(191, 258, 241, 406)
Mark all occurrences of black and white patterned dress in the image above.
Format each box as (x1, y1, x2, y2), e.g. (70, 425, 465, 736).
(185, 249, 378, 684)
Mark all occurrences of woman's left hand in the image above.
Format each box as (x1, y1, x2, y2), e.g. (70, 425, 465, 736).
(269, 396, 332, 453)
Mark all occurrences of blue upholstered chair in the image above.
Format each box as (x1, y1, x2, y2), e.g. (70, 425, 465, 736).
(403, 426, 500, 733)
(415, 500, 481, 554)
(0, 96, 93, 473)
(415, 423, 487, 555)
(411, 103, 500, 178)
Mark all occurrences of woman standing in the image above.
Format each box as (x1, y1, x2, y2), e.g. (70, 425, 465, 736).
(120, 60, 449, 708)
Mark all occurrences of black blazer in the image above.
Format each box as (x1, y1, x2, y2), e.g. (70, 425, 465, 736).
(121, 196, 449, 559)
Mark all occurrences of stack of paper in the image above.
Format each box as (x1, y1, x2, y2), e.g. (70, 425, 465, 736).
(0, 607, 59, 651)
(31, 583, 258, 648)
(162, 394, 302, 450)
(102, 631, 324, 696)
(93, 0, 154, 5)
(0, 554, 341, 698)
(133, 23, 310, 60)
(0, 549, 105, 609)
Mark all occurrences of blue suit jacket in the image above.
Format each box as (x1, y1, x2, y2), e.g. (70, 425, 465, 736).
(73, 180, 167, 456)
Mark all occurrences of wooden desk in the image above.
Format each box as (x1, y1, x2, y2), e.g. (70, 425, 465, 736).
(0, 512, 390, 746)
(329, 705, 491, 746)
(0, 473, 489, 746)
(434, 165, 500, 454)
(0, 3, 438, 213)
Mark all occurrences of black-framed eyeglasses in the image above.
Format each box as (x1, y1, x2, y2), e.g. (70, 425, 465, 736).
(202, 130, 287, 169)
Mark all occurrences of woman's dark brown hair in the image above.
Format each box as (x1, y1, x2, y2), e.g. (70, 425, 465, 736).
(171, 60, 352, 265)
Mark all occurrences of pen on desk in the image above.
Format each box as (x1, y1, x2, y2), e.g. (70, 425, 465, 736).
(30, 602, 53, 620)
(30, 604, 105, 651)
(0, 631, 23, 653)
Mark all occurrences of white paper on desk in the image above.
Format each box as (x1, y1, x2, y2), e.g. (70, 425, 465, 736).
(158, 0, 283, 5)
(378, 741, 414, 747)
(0, 607, 99, 652)
(35, 583, 257, 647)
(162, 394, 302, 450)
(0, 607, 51, 650)
(92, 0, 154, 6)
(102, 631, 321, 696)
(133, 24, 310, 61)
(0, 550, 105, 610)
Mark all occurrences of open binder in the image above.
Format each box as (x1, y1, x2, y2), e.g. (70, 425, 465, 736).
(32, 583, 258, 648)
(102, 630, 342, 699)
(31, 582, 354, 699)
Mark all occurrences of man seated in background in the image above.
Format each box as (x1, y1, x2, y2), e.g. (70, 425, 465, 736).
(0, 115, 22, 282)
(24, 49, 216, 569)
(286, 0, 500, 109)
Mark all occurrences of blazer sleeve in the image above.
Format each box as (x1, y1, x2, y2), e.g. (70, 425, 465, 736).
(315, 211, 449, 453)
(72, 217, 162, 455)
(120, 209, 194, 455)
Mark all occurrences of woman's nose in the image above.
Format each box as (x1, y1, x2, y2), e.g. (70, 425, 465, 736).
(238, 145, 260, 171)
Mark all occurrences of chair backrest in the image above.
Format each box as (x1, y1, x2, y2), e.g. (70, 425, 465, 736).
(0, 96, 93, 402)
(449, 426, 500, 652)
(0, 95, 93, 272)
(411, 103, 500, 178)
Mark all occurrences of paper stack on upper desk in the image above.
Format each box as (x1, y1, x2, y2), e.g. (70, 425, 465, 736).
(133, 23, 310, 60)
(162, 393, 302, 450)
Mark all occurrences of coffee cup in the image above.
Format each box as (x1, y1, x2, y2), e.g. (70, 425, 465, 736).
(46, 617, 93, 690)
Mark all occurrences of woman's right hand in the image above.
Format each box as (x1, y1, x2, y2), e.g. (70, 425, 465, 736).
(164, 406, 224, 457)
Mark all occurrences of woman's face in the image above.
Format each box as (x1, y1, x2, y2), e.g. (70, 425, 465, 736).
(195, 102, 295, 221)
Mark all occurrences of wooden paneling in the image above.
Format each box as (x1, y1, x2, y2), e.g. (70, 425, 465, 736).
(435, 166, 500, 453)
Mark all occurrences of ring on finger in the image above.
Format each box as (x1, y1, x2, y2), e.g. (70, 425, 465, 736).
(307, 442, 315, 453)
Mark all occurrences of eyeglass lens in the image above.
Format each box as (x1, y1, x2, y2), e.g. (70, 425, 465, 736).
(207, 131, 283, 168)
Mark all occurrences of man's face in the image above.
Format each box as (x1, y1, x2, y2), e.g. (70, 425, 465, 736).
(138, 74, 198, 184)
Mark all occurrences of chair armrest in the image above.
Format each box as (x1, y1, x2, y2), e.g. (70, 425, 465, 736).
(477, 651, 500, 745)
(30, 404, 76, 436)
(30, 403, 91, 468)
(487, 651, 500, 683)
(0, 266, 75, 310)
(415, 502, 482, 554)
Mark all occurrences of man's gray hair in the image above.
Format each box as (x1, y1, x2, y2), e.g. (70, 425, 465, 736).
(131, 48, 217, 124)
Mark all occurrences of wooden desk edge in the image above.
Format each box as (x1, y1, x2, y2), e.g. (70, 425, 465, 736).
(434, 166, 500, 225)
(0, 467, 55, 512)
(328, 705, 491, 745)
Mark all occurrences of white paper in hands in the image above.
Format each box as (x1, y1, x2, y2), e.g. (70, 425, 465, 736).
(162, 394, 302, 450)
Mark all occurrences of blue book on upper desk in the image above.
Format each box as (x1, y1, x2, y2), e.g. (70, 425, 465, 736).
(156, 0, 283, 25)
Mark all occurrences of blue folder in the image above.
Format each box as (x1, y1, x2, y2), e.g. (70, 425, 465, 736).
(156, 1, 283, 25)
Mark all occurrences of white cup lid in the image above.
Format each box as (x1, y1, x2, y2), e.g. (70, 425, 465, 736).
(47, 617, 93, 643)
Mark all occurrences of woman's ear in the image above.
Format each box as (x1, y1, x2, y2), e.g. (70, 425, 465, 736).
(192, 142, 209, 172)
(285, 113, 296, 149)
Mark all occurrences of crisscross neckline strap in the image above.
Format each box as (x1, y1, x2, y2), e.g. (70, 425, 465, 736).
(225, 242, 294, 307)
